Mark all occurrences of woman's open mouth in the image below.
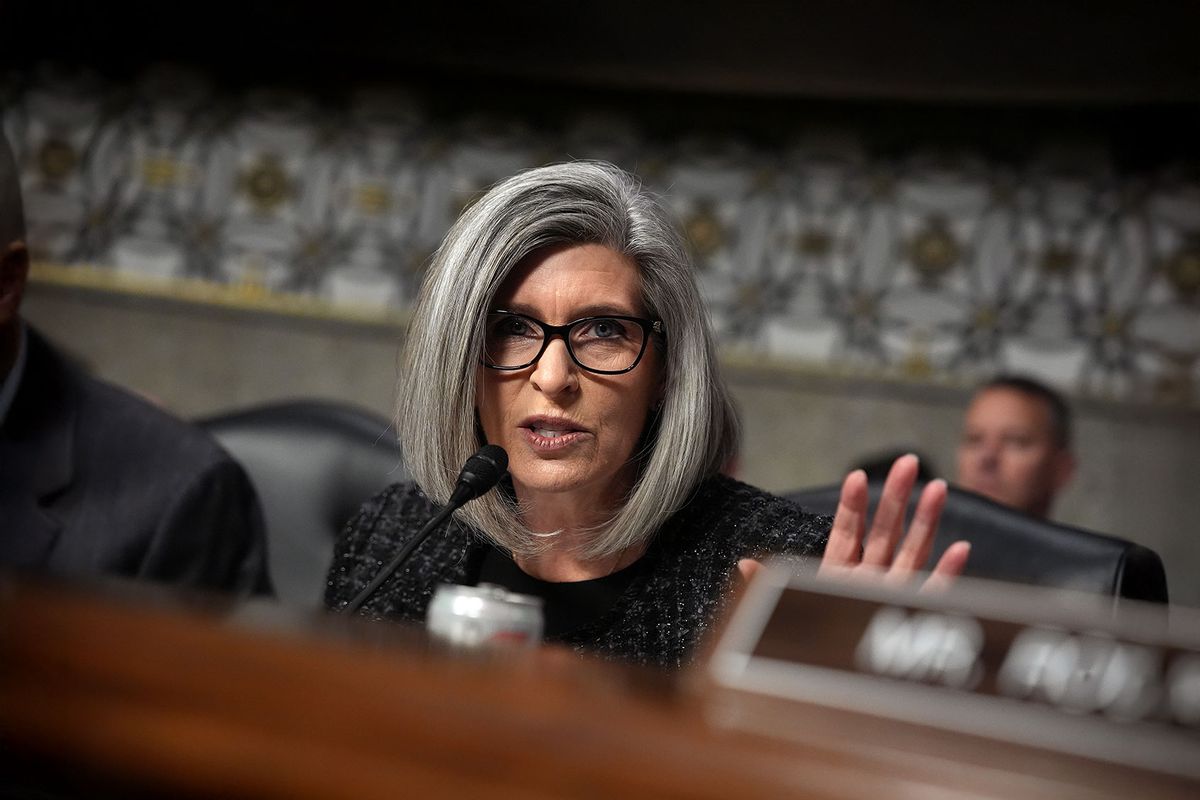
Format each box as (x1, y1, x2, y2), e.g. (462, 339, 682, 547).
(521, 418, 588, 451)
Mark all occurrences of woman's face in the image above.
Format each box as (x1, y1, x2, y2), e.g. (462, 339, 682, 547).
(476, 243, 662, 511)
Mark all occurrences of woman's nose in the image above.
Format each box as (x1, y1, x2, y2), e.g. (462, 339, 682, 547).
(530, 338, 578, 396)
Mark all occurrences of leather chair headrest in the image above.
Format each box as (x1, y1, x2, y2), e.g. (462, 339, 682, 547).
(784, 482, 1168, 603)
(199, 400, 404, 607)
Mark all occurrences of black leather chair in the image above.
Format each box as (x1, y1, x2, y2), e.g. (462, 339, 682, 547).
(199, 400, 405, 607)
(784, 482, 1168, 603)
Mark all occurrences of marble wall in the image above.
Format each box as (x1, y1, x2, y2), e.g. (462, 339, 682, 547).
(5, 62, 1199, 408)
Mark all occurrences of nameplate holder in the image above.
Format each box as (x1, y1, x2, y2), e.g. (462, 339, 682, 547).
(708, 559, 1200, 780)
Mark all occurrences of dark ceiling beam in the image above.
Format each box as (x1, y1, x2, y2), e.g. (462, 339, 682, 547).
(3, 1, 1198, 104)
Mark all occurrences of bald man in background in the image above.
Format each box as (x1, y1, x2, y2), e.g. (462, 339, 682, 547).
(955, 375, 1077, 520)
(0, 129, 271, 594)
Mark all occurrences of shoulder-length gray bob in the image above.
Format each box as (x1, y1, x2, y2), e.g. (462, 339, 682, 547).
(397, 161, 738, 560)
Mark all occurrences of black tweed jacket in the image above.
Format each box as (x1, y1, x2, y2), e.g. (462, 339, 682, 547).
(325, 475, 830, 668)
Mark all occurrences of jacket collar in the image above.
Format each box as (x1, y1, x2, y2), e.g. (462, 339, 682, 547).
(0, 326, 76, 567)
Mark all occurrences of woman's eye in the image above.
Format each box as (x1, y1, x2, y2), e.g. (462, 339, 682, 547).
(588, 318, 626, 338)
(496, 317, 533, 337)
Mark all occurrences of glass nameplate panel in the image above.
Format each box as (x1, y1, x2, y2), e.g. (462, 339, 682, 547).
(708, 559, 1200, 780)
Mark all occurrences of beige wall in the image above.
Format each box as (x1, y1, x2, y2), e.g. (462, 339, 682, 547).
(23, 283, 1200, 607)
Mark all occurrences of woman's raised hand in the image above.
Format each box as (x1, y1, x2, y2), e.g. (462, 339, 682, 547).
(735, 455, 969, 591)
(819, 454, 970, 589)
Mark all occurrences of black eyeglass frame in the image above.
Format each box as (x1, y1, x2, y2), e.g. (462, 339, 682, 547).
(482, 310, 665, 375)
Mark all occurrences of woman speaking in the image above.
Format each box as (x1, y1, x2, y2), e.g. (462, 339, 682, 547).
(325, 161, 968, 668)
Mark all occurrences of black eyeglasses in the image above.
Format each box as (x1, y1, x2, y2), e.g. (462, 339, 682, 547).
(483, 311, 664, 375)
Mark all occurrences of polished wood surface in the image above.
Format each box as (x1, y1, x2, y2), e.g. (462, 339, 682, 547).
(0, 575, 1195, 799)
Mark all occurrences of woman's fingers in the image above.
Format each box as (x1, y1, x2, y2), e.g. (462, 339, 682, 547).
(822, 469, 869, 569)
(731, 558, 765, 601)
(920, 541, 972, 592)
(736, 558, 763, 584)
(890, 478, 948, 575)
(861, 454, 919, 567)
(821, 457, 966, 591)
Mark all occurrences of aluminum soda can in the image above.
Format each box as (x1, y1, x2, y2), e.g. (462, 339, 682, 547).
(426, 583, 544, 649)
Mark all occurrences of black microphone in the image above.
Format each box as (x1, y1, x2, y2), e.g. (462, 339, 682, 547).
(446, 444, 509, 507)
(342, 445, 508, 614)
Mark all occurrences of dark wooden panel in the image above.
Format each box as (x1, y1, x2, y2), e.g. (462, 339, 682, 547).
(0, 574, 1196, 798)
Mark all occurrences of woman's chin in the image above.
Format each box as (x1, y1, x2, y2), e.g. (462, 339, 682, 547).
(510, 460, 616, 500)
(512, 470, 594, 497)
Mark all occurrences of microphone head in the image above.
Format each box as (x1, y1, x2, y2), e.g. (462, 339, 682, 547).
(453, 444, 509, 504)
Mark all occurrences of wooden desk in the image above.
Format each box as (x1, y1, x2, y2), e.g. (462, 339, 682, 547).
(0, 576, 1195, 799)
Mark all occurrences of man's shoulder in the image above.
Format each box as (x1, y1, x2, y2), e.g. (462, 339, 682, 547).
(18, 328, 234, 482)
(5, 330, 268, 592)
(76, 375, 233, 476)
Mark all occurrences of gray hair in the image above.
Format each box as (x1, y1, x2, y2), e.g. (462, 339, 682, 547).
(397, 161, 738, 560)
(0, 129, 24, 249)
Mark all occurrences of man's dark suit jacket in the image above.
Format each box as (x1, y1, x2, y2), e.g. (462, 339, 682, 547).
(0, 327, 272, 595)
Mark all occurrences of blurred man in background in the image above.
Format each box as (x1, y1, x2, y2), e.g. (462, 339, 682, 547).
(955, 375, 1076, 520)
(0, 130, 271, 595)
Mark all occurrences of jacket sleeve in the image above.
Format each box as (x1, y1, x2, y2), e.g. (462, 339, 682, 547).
(138, 456, 274, 597)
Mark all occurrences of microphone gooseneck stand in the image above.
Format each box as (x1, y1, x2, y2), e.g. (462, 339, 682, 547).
(342, 445, 508, 614)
